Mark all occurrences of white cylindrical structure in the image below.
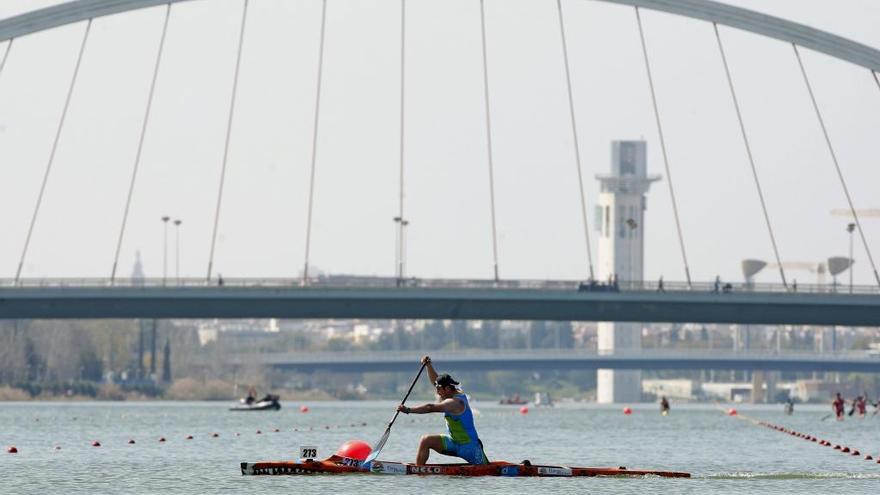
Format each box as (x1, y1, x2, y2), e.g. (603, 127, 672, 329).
(595, 141, 659, 404)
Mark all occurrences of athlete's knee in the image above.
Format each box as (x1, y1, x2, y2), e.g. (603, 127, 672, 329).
(419, 435, 442, 450)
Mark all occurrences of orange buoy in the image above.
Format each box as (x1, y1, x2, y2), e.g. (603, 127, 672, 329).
(727, 408, 737, 416)
(300, 405, 310, 413)
(519, 406, 529, 415)
(336, 440, 372, 461)
(7, 446, 18, 454)
(622, 407, 633, 415)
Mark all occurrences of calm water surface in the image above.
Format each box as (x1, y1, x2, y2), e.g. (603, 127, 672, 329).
(2, 401, 879, 494)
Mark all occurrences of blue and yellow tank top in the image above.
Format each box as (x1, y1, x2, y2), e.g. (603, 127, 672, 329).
(444, 394, 480, 445)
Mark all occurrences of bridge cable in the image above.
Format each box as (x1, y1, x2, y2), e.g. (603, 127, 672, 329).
(397, 0, 407, 282)
(302, 0, 329, 284)
(14, 20, 92, 284)
(713, 24, 787, 288)
(634, 7, 692, 288)
(0, 39, 12, 83)
(110, 3, 173, 284)
(793, 44, 880, 289)
(479, 0, 501, 282)
(555, 0, 595, 281)
(206, 0, 250, 282)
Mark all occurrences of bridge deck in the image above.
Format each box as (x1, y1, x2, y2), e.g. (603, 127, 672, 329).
(1, 283, 879, 326)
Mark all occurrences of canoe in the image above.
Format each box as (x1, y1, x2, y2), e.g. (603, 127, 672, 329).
(240, 455, 690, 478)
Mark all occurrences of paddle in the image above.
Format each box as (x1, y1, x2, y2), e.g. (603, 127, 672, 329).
(820, 413, 832, 421)
(363, 362, 427, 466)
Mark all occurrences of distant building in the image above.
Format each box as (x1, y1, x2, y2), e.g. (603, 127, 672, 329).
(596, 141, 660, 404)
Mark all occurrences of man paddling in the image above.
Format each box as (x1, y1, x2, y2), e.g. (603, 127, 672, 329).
(832, 392, 846, 421)
(397, 356, 488, 465)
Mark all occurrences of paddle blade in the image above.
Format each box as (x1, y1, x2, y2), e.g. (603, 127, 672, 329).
(364, 427, 390, 464)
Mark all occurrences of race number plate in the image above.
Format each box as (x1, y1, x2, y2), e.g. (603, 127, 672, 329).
(299, 445, 318, 459)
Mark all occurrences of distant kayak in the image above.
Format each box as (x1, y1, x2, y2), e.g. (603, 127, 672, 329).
(230, 395, 281, 411)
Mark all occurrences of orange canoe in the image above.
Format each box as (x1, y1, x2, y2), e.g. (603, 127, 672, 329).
(241, 455, 690, 478)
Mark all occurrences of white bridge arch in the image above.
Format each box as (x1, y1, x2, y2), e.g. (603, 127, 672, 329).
(1, 0, 879, 71)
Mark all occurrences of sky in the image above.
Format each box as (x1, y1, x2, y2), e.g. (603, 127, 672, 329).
(0, 0, 878, 285)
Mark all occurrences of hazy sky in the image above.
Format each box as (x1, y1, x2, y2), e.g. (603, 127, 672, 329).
(0, 0, 878, 285)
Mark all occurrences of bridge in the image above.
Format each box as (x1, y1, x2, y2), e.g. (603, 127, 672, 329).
(0, 0, 878, 326)
(240, 349, 880, 374)
(2, 276, 880, 326)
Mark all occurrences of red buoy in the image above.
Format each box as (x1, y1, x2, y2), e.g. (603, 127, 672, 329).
(159, 437, 166, 443)
(841, 447, 850, 453)
(186, 435, 193, 440)
(7, 446, 18, 454)
(212, 433, 219, 438)
(622, 407, 633, 415)
(91, 440, 101, 447)
(336, 440, 372, 461)
(519, 406, 529, 415)
(865, 455, 873, 460)
(256, 430, 262, 434)
(851, 450, 860, 456)
(300, 405, 310, 413)
(274, 428, 280, 433)
(128, 439, 136, 445)
(727, 408, 737, 416)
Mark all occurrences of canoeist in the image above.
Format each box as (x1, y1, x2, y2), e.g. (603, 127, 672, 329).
(784, 398, 794, 415)
(855, 396, 867, 417)
(832, 393, 846, 421)
(397, 356, 488, 465)
(660, 396, 670, 416)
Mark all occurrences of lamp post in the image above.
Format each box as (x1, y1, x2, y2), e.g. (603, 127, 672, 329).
(626, 218, 638, 289)
(393, 216, 410, 285)
(847, 223, 855, 294)
(174, 219, 182, 285)
(161, 216, 170, 286)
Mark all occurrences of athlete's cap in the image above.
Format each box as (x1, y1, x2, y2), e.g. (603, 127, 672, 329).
(434, 374, 460, 387)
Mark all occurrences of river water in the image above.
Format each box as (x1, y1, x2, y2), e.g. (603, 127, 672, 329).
(2, 401, 878, 494)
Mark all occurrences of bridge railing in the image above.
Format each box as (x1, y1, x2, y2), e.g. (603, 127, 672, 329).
(247, 348, 880, 365)
(1, 276, 877, 295)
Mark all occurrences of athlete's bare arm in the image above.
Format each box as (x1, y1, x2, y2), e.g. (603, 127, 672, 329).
(399, 398, 464, 416)
(422, 356, 438, 384)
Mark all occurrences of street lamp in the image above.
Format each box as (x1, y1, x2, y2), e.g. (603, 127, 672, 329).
(161, 216, 170, 286)
(393, 216, 410, 285)
(847, 223, 855, 294)
(174, 219, 182, 285)
(626, 218, 638, 288)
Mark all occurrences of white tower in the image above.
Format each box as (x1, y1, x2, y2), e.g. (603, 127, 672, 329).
(595, 141, 659, 404)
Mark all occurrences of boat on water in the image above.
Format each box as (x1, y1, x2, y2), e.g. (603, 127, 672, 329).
(499, 393, 528, 405)
(229, 394, 281, 411)
(241, 455, 690, 478)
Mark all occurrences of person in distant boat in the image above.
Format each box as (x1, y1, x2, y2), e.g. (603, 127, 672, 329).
(660, 396, 670, 415)
(398, 356, 488, 465)
(784, 398, 794, 415)
(855, 396, 867, 417)
(832, 393, 846, 421)
(245, 386, 257, 405)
